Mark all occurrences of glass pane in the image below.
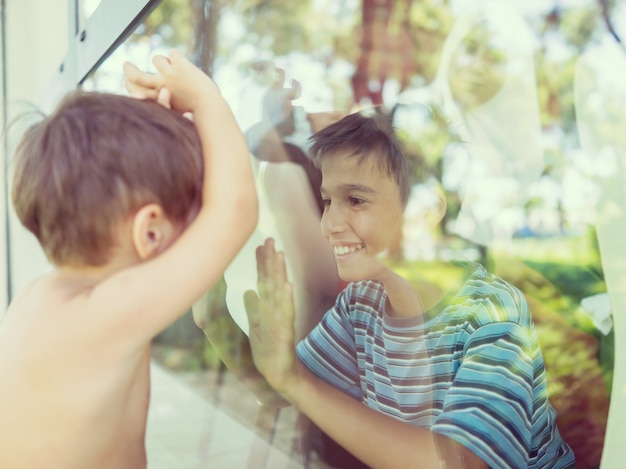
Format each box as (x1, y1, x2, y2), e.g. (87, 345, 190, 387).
(81, 0, 621, 467)
(78, 0, 103, 29)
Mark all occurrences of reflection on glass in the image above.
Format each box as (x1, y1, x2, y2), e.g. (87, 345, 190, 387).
(81, 0, 615, 467)
(412, 1, 545, 254)
(575, 35, 625, 467)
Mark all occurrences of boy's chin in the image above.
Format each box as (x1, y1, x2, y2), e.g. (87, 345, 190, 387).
(338, 272, 363, 283)
(336, 254, 391, 284)
(337, 267, 376, 284)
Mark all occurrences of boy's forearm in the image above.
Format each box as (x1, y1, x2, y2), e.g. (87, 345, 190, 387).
(285, 364, 487, 468)
(194, 93, 256, 208)
(283, 363, 444, 469)
(131, 50, 256, 223)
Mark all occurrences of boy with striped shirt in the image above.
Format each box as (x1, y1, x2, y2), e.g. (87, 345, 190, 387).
(245, 108, 575, 468)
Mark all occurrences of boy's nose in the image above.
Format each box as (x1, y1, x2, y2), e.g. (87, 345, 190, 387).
(321, 204, 346, 236)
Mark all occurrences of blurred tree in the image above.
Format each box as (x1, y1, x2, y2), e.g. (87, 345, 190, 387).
(142, 0, 196, 47)
(351, 0, 453, 105)
(232, 0, 314, 55)
(191, 0, 222, 74)
(351, 0, 394, 105)
(533, 0, 625, 136)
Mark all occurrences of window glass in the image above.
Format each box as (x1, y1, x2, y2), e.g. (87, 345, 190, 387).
(83, 0, 621, 467)
(79, 0, 103, 28)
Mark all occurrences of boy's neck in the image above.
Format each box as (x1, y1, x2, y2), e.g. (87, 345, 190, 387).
(381, 262, 471, 319)
(380, 271, 424, 319)
(55, 266, 110, 290)
(54, 221, 142, 290)
(55, 252, 137, 290)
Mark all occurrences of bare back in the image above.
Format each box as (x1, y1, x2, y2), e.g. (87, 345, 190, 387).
(0, 273, 152, 469)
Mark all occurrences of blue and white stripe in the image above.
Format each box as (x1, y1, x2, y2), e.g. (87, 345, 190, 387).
(296, 264, 575, 468)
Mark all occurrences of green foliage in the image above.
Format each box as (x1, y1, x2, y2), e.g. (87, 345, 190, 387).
(403, 0, 455, 84)
(535, 54, 578, 132)
(141, 0, 195, 48)
(523, 260, 605, 304)
(561, 7, 602, 52)
(232, 0, 314, 55)
(395, 100, 464, 187)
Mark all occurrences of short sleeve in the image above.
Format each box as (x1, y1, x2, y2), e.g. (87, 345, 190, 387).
(432, 321, 536, 468)
(296, 287, 363, 400)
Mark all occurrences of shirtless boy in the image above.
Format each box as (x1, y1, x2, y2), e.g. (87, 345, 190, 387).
(0, 51, 257, 468)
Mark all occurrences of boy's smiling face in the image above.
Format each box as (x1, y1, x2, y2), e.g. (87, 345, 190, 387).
(320, 152, 404, 283)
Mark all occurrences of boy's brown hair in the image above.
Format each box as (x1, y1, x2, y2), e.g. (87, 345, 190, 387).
(11, 90, 203, 267)
(307, 107, 413, 207)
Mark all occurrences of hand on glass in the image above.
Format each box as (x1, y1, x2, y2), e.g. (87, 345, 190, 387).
(244, 238, 300, 399)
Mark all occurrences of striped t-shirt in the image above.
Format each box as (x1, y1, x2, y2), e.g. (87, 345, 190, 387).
(296, 264, 575, 468)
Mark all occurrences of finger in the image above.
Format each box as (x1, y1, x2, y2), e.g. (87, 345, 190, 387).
(165, 50, 194, 81)
(274, 250, 288, 286)
(263, 239, 274, 284)
(256, 238, 275, 284)
(123, 61, 162, 90)
(243, 290, 261, 332)
(290, 78, 302, 100)
(152, 54, 173, 75)
(168, 49, 187, 64)
(264, 237, 277, 280)
(128, 89, 148, 100)
(256, 243, 268, 292)
(156, 87, 171, 109)
(125, 81, 159, 100)
(281, 282, 295, 325)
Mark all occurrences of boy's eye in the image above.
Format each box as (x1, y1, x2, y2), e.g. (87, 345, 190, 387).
(322, 198, 331, 208)
(349, 197, 365, 206)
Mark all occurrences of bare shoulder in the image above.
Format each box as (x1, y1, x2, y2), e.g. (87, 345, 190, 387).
(1, 270, 150, 394)
(1, 272, 128, 355)
(2, 273, 61, 329)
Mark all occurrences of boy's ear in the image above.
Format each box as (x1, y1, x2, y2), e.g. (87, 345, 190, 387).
(132, 203, 170, 260)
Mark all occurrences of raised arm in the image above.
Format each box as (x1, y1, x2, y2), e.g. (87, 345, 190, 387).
(90, 51, 257, 342)
(245, 239, 486, 469)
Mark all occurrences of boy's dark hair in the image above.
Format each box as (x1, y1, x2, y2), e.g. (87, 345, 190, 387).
(307, 107, 412, 206)
(11, 90, 203, 267)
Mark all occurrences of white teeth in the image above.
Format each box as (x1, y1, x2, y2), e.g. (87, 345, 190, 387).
(333, 244, 363, 255)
